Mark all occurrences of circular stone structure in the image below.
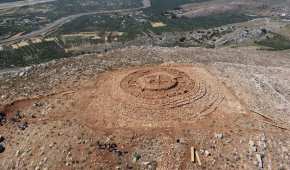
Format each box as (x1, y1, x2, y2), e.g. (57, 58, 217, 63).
(80, 65, 233, 127)
(136, 72, 178, 91)
(117, 67, 220, 111)
(120, 68, 192, 100)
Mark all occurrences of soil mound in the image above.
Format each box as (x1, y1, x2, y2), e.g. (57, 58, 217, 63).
(77, 64, 244, 128)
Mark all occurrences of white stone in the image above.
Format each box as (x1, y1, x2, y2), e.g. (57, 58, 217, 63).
(214, 133, 223, 139)
(256, 154, 263, 168)
(205, 150, 211, 157)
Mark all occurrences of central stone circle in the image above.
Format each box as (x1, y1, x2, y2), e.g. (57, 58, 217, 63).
(120, 67, 195, 100)
(137, 72, 177, 91)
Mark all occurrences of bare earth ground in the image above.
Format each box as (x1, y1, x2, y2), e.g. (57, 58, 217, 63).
(0, 46, 290, 169)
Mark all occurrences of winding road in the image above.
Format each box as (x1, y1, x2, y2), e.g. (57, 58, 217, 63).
(0, 0, 152, 45)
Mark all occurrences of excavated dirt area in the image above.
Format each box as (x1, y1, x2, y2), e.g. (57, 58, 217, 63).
(0, 46, 290, 169)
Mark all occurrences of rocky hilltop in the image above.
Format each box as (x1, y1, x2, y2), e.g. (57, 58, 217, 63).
(0, 46, 290, 169)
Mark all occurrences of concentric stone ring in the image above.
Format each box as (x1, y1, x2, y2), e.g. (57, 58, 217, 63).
(83, 65, 227, 124)
(120, 67, 195, 101)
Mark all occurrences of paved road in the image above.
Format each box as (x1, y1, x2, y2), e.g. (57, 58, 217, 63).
(0, 1, 151, 45)
(0, 0, 57, 10)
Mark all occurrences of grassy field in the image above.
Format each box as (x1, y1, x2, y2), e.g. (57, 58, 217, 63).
(57, 7, 254, 41)
(256, 33, 290, 51)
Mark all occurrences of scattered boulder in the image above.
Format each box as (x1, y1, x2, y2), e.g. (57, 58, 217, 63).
(205, 150, 211, 157)
(15, 150, 21, 157)
(143, 161, 157, 170)
(96, 141, 127, 157)
(214, 133, 223, 139)
(0, 135, 5, 143)
(256, 153, 263, 169)
(18, 122, 28, 130)
(0, 143, 5, 153)
(0, 112, 6, 125)
(15, 111, 22, 119)
(179, 37, 186, 42)
(132, 152, 141, 162)
(108, 143, 117, 152)
(18, 71, 25, 77)
(10, 111, 22, 123)
(249, 140, 257, 153)
(33, 102, 44, 107)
